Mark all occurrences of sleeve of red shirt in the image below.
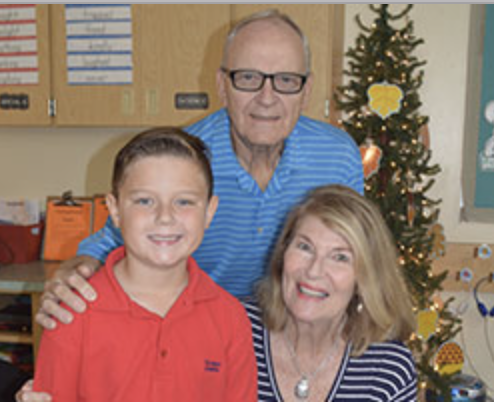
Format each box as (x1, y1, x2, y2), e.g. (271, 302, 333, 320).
(33, 312, 83, 402)
(225, 303, 258, 402)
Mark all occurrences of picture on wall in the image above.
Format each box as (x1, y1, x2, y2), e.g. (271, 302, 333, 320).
(475, 5, 494, 209)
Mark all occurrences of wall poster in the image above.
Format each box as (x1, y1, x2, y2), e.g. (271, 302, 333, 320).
(475, 5, 494, 209)
(462, 5, 494, 222)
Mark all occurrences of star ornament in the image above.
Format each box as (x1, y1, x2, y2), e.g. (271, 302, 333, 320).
(367, 82, 404, 119)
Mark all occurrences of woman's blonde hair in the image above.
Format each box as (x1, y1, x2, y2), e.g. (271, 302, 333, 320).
(257, 184, 415, 356)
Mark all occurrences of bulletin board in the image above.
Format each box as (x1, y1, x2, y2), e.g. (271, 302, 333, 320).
(462, 5, 494, 222)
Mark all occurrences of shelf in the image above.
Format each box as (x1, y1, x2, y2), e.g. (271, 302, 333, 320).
(0, 261, 59, 364)
(0, 331, 33, 345)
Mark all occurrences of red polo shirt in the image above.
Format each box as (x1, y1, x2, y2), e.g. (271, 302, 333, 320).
(34, 247, 257, 401)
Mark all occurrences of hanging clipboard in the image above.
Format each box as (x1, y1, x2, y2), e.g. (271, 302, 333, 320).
(92, 194, 110, 233)
(43, 192, 93, 261)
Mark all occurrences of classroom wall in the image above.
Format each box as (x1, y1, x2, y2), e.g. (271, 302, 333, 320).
(1, 4, 493, 397)
(0, 127, 140, 200)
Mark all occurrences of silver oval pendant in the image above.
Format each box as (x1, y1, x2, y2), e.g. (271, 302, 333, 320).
(294, 377, 310, 400)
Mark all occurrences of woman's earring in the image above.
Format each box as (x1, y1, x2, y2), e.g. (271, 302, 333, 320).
(356, 300, 364, 314)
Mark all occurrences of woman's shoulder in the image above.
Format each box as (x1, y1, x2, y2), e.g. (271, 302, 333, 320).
(342, 341, 417, 401)
(355, 341, 415, 366)
(237, 297, 266, 332)
(349, 340, 417, 381)
(238, 297, 262, 319)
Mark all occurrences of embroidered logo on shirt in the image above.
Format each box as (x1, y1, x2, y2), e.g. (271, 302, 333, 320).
(204, 360, 221, 373)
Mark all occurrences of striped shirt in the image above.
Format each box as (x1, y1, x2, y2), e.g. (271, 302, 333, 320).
(243, 300, 418, 402)
(78, 108, 364, 297)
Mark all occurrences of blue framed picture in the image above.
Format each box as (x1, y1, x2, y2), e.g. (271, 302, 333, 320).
(475, 5, 494, 209)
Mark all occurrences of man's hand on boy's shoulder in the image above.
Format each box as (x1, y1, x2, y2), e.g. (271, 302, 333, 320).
(36, 255, 101, 329)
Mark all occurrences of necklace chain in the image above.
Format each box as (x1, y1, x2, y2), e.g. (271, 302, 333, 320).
(283, 329, 338, 380)
(282, 326, 342, 401)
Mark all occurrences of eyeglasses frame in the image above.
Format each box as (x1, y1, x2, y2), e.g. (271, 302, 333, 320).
(220, 68, 309, 95)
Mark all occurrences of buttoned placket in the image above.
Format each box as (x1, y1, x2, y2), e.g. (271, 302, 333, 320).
(151, 298, 196, 400)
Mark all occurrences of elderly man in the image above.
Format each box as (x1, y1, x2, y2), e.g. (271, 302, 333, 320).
(36, 9, 363, 328)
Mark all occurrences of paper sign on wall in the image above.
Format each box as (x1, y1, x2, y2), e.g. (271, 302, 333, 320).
(65, 4, 133, 86)
(0, 4, 39, 85)
(43, 196, 93, 261)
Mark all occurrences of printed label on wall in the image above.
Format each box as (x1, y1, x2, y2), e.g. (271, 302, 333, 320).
(0, 4, 39, 85)
(65, 4, 133, 86)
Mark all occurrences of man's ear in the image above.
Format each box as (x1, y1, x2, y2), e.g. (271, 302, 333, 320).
(301, 73, 314, 111)
(216, 68, 228, 107)
(105, 193, 120, 228)
(205, 195, 219, 229)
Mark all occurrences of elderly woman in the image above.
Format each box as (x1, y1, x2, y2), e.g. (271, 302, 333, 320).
(18, 185, 416, 402)
(244, 184, 417, 402)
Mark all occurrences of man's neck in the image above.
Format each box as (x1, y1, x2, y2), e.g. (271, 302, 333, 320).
(232, 132, 284, 192)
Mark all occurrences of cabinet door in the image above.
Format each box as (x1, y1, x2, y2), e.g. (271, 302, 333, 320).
(0, 4, 51, 126)
(50, 4, 142, 126)
(231, 5, 344, 123)
(50, 4, 229, 127)
(138, 5, 230, 127)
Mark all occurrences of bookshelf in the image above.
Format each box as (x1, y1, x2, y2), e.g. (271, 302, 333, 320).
(0, 261, 59, 366)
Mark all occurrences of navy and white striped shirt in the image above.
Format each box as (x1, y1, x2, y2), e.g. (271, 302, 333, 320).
(78, 109, 363, 297)
(243, 300, 418, 402)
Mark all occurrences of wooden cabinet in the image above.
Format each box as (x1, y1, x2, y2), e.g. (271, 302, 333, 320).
(48, 4, 142, 127)
(0, 5, 344, 127)
(136, 5, 230, 127)
(50, 5, 230, 127)
(0, 5, 51, 126)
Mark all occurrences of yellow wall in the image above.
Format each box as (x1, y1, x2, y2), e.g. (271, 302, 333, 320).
(0, 127, 140, 201)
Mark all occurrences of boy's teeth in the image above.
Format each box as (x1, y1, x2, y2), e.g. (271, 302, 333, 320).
(151, 235, 180, 241)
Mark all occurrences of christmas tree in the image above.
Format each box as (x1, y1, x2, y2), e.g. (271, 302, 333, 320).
(335, 4, 461, 400)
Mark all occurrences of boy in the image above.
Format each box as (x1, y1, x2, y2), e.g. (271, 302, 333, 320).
(33, 128, 257, 401)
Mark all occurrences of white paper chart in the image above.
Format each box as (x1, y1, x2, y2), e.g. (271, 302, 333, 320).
(0, 4, 39, 86)
(65, 4, 133, 86)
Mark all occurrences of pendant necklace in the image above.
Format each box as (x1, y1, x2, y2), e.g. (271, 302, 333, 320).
(282, 329, 340, 401)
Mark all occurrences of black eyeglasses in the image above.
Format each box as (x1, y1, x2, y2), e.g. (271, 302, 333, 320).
(221, 68, 308, 95)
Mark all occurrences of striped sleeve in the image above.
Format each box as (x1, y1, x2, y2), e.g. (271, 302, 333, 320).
(77, 216, 123, 261)
(334, 341, 418, 402)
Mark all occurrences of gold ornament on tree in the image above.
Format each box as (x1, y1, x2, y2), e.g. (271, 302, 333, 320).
(417, 309, 439, 341)
(428, 223, 446, 260)
(367, 82, 404, 119)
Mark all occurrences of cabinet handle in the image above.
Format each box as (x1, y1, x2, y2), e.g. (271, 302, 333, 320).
(48, 99, 56, 117)
(121, 91, 135, 116)
(146, 90, 159, 116)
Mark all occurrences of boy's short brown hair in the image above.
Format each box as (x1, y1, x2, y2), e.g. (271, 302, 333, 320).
(112, 127, 214, 199)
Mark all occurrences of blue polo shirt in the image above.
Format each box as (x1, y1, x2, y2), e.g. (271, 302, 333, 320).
(78, 109, 363, 297)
